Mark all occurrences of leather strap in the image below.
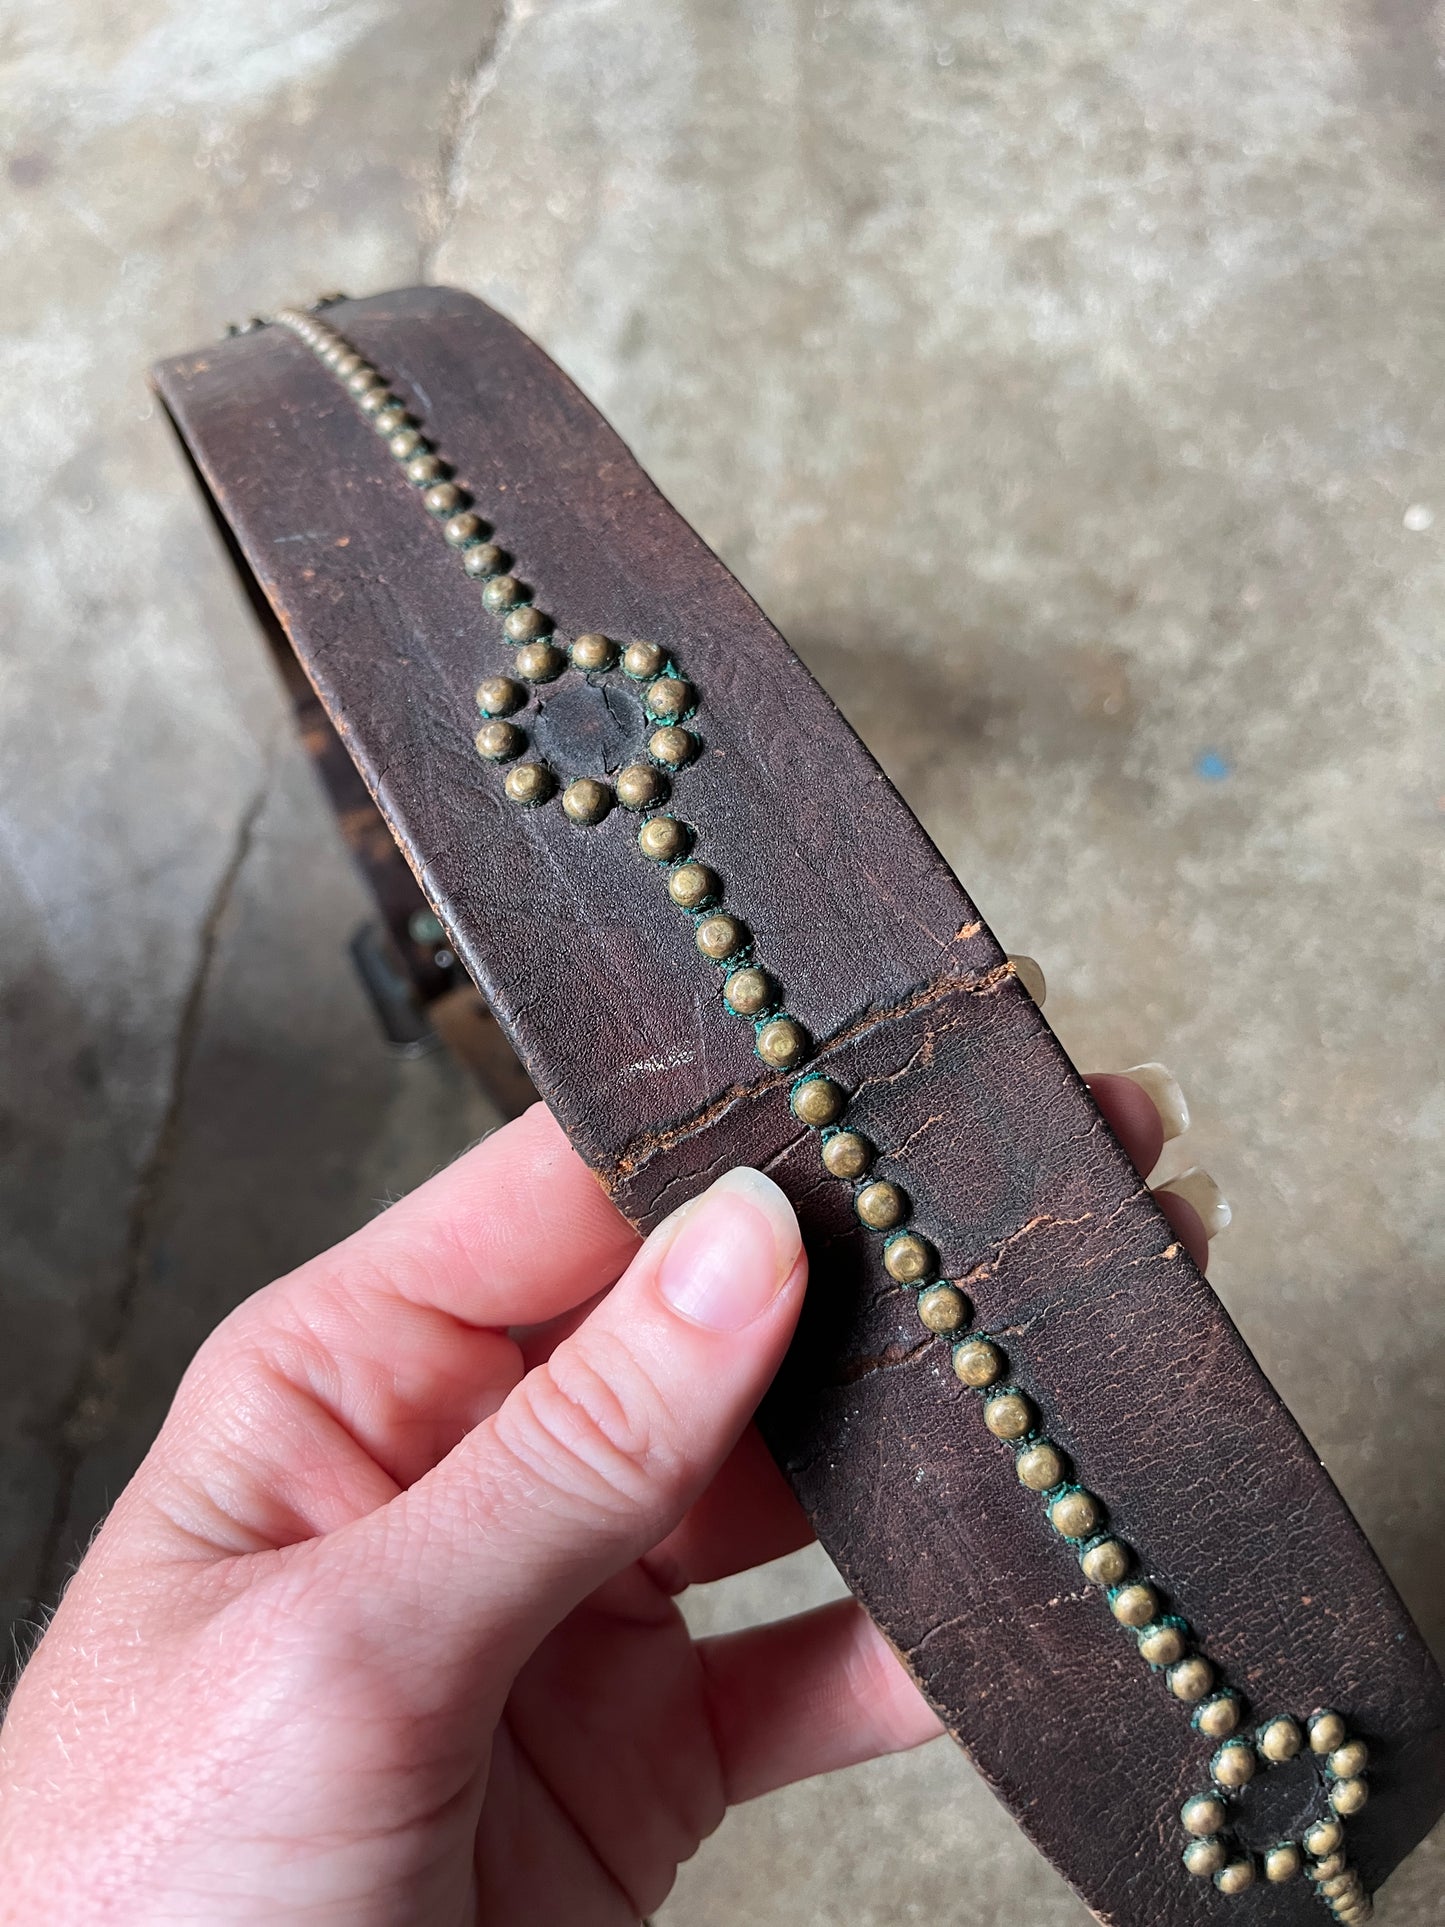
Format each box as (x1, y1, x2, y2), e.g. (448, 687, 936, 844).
(152, 287, 1445, 1924)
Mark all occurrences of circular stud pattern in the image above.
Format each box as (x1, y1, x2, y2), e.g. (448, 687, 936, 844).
(623, 640, 667, 679)
(1080, 1539, 1130, 1587)
(883, 1232, 934, 1284)
(791, 1077, 846, 1127)
(855, 1180, 905, 1229)
(562, 777, 612, 825)
(1215, 1859, 1255, 1896)
(464, 543, 509, 578)
(1016, 1442, 1066, 1492)
(616, 762, 667, 810)
(571, 633, 617, 672)
(983, 1391, 1034, 1440)
(1182, 1795, 1227, 1837)
(1304, 1819, 1344, 1859)
(1259, 1717, 1302, 1763)
(696, 914, 747, 961)
(1328, 1740, 1368, 1780)
(1312, 1853, 1348, 1881)
(1183, 1838, 1228, 1878)
(504, 762, 555, 807)
(1264, 1844, 1302, 1883)
(505, 605, 553, 644)
(515, 641, 565, 683)
(1195, 1695, 1242, 1740)
(476, 676, 525, 717)
(1212, 1741, 1256, 1789)
(639, 816, 690, 862)
(474, 720, 523, 762)
(646, 677, 694, 722)
(917, 1283, 969, 1334)
(821, 1130, 872, 1179)
(1049, 1490, 1101, 1540)
(650, 725, 698, 767)
(1329, 1778, 1368, 1817)
(757, 1017, 807, 1069)
(724, 967, 773, 1016)
(1111, 1583, 1158, 1629)
(668, 863, 718, 910)
(1309, 1712, 1348, 1755)
(953, 1338, 1005, 1388)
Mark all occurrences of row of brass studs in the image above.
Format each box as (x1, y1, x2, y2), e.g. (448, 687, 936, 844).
(273, 304, 809, 1077)
(1180, 1711, 1371, 1911)
(273, 302, 1369, 1918)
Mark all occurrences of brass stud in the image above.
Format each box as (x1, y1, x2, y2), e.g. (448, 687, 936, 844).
(756, 1017, 807, 1069)
(1183, 1838, 1228, 1879)
(1328, 1740, 1369, 1780)
(1110, 1583, 1158, 1628)
(1259, 1717, 1302, 1764)
(855, 1180, 905, 1229)
(345, 365, 378, 393)
(724, 967, 774, 1017)
(571, 632, 617, 672)
(374, 403, 410, 435)
(1182, 1794, 1227, 1838)
(696, 914, 748, 961)
(983, 1390, 1034, 1440)
(1168, 1656, 1215, 1703)
(424, 480, 465, 516)
(791, 1077, 846, 1127)
(953, 1338, 1005, 1388)
(515, 641, 565, 683)
(1309, 1712, 1348, 1755)
(505, 605, 554, 644)
(562, 777, 612, 825)
(474, 720, 523, 762)
(1196, 1695, 1242, 1740)
(463, 543, 509, 578)
(646, 676, 694, 723)
(1304, 1820, 1344, 1859)
(1215, 1859, 1255, 1896)
(1049, 1489, 1101, 1540)
(334, 352, 364, 377)
(638, 816, 690, 863)
(1016, 1441, 1066, 1492)
(445, 512, 485, 548)
(503, 762, 555, 807)
(357, 385, 393, 416)
(1264, 1844, 1303, 1884)
(389, 428, 426, 459)
(1079, 1538, 1130, 1587)
(917, 1283, 969, 1334)
(616, 763, 668, 810)
(482, 574, 526, 612)
(1312, 1852, 1348, 1880)
(884, 1233, 934, 1284)
(1320, 1871, 1363, 1899)
(650, 724, 699, 767)
(406, 453, 444, 486)
(1139, 1622, 1188, 1668)
(1211, 1740, 1257, 1789)
(623, 640, 667, 679)
(668, 863, 718, 910)
(476, 676, 525, 718)
(821, 1130, 872, 1179)
(1329, 1778, 1369, 1817)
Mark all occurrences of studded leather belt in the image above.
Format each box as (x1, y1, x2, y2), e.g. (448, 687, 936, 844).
(152, 287, 1445, 1925)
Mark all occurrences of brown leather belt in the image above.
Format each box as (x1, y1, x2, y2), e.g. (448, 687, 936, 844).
(151, 287, 1445, 1925)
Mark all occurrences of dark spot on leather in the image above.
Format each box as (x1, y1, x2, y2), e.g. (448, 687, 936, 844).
(531, 679, 647, 775)
(1229, 1755, 1324, 1853)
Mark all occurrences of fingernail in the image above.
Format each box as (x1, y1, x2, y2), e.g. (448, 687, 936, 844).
(1155, 1165, 1232, 1238)
(1008, 954, 1046, 1006)
(657, 1167, 802, 1331)
(1123, 1062, 1190, 1141)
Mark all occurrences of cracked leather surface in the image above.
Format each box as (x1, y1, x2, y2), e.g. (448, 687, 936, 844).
(153, 287, 1445, 1925)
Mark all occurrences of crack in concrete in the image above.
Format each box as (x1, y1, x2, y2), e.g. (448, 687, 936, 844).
(23, 775, 271, 1630)
(416, 0, 523, 282)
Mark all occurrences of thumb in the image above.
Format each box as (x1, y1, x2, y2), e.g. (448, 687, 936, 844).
(359, 1165, 806, 1679)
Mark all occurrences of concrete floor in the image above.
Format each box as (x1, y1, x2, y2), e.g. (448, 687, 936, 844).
(2, 1, 1443, 1919)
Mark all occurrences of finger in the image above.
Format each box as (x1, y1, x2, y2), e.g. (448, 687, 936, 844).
(357, 1166, 809, 1679)
(698, 1597, 943, 1804)
(1152, 1188, 1211, 1270)
(132, 1106, 639, 1559)
(643, 1424, 813, 1592)
(1086, 1072, 1166, 1180)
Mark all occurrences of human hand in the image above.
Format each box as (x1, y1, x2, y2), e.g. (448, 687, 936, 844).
(0, 1076, 1215, 1925)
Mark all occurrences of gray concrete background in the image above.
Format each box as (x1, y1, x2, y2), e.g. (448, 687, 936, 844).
(1, 1, 1442, 1919)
